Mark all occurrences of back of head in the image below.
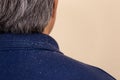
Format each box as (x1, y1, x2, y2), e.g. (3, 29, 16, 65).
(0, 0, 54, 33)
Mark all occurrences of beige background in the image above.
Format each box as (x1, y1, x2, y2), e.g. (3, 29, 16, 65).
(51, 0, 120, 79)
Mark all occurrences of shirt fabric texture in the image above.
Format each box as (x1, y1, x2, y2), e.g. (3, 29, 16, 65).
(0, 33, 116, 80)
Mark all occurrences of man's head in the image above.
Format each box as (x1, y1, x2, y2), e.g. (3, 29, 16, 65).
(0, 0, 58, 34)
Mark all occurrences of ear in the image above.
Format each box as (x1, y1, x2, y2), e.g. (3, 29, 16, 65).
(52, 0, 58, 18)
(43, 0, 58, 34)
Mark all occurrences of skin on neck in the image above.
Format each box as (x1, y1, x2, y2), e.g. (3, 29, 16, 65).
(43, 0, 58, 35)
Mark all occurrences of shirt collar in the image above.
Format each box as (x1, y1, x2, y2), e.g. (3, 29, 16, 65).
(0, 33, 59, 52)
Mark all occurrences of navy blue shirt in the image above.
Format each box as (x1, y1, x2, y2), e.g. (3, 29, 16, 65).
(0, 33, 115, 80)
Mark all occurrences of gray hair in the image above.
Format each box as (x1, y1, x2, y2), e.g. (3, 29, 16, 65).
(0, 0, 54, 33)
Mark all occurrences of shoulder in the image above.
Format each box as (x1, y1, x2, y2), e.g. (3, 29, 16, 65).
(41, 51, 116, 80)
(0, 50, 116, 80)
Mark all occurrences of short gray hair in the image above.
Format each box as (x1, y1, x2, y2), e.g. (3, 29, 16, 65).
(0, 0, 54, 33)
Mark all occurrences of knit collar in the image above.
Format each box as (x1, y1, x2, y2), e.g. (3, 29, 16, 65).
(0, 33, 59, 52)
